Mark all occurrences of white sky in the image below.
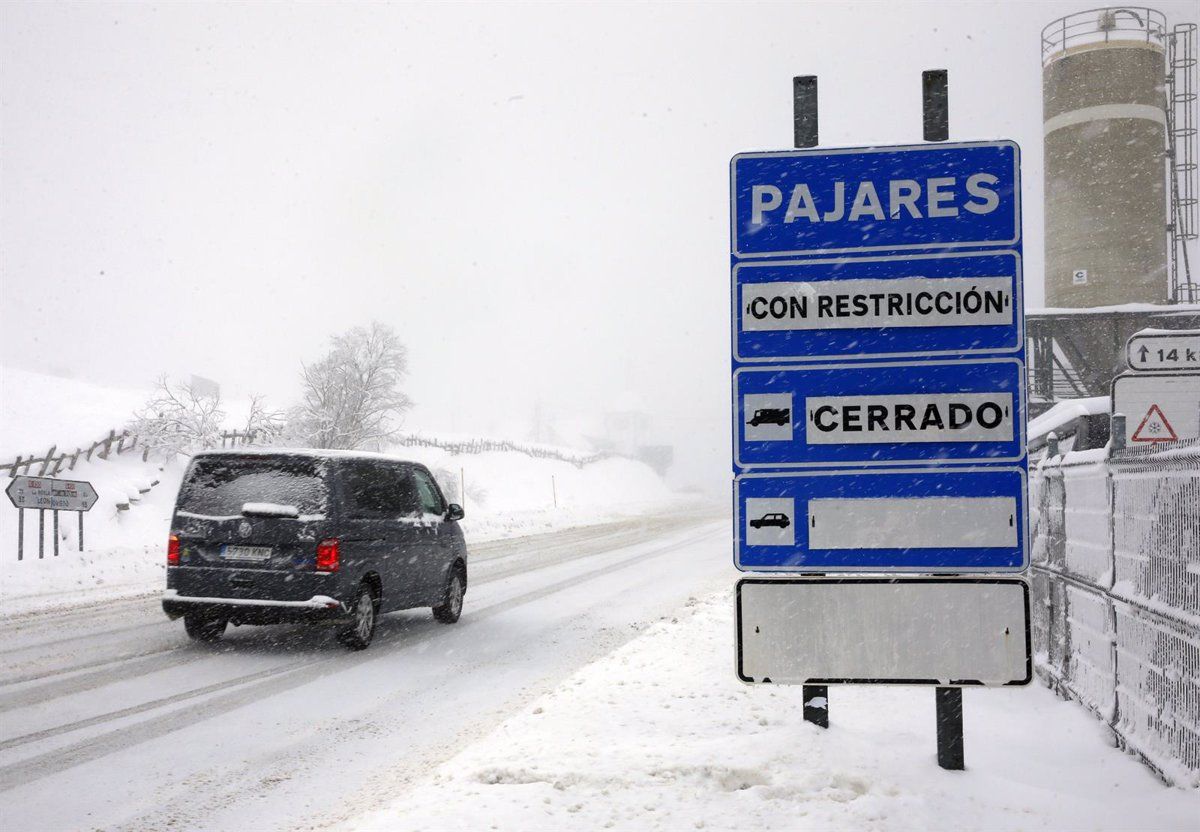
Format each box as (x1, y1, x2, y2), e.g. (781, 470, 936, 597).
(2, 1, 1196, 491)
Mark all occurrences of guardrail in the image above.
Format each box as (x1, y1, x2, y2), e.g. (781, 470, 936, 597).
(1031, 436, 1200, 784)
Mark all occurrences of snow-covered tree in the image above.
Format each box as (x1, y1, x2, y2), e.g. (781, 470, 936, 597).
(129, 375, 226, 461)
(290, 321, 413, 450)
(243, 394, 286, 445)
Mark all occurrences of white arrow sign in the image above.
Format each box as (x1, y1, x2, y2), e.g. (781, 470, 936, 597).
(5, 476, 98, 512)
(1126, 328, 1200, 372)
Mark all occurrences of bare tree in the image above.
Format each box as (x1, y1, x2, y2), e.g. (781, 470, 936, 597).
(291, 322, 413, 450)
(129, 375, 226, 461)
(243, 394, 286, 445)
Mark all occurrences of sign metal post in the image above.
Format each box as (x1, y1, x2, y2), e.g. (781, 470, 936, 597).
(5, 476, 98, 561)
(731, 69, 1029, 770)
(936, 687, 965, 771)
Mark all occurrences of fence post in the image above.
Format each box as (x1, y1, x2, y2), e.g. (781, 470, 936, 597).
(116, 432, 126, 455)
(69, 448, 81, 470)
(1111, 414, 1126, 452)
(11, 455, 22, 479)
(38, 445, 57, 476)
(99, 430, 115, 460)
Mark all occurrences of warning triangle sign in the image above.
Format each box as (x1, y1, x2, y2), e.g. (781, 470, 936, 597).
(1131, 404, 1178, 443)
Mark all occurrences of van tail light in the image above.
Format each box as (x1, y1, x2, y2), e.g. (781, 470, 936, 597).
(316, 538, 340, 573)
(167, 535, 181, 565)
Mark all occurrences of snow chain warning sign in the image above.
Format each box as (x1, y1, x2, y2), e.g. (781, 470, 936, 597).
(1131, 404, 1178, 443)
(1113, 373, 1200, 445)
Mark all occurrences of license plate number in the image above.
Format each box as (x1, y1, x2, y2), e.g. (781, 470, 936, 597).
(222, 545, 272, 562)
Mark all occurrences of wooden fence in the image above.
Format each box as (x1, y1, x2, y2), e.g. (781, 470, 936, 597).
(0, 429, 138, 478)
(392, 434, 608, 467)
(1, 428, 261, 479)
(3, 427, 604, 479)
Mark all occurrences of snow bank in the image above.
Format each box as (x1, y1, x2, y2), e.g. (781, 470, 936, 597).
(398, 446, 682, 541)
(0, 453, 183, 615)
(346, 592, 1200, 832)
(0, 445, 690, 616)
(1028, 395, 1109, 445)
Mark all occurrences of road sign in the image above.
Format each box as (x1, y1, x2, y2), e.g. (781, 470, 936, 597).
(734, 358, 1025, 469)
(1126, 329, 1200, 373)
(1112, 373, 1200, 444)
(733, 250, 1023, 363)
(730, 141, 1020, 258)
(735, 467, 1027, 572)
(5, 476, 98, 512)
(736, 577, 1031, 686)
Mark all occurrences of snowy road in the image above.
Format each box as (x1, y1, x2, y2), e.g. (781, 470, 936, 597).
(0, 512, 731, 831)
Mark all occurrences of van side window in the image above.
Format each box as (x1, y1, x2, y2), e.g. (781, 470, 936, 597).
(344, 462, 420, 518)
(412, 469, 446, 516)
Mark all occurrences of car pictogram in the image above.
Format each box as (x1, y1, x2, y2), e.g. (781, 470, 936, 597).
(750, 512, 791, 529)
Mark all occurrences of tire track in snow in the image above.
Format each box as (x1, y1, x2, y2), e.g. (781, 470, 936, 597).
(0, 513, 712, 704)
(0, 522, 721, 791)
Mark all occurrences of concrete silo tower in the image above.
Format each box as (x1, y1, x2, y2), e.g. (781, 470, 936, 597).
(1042, 8, 1170, 307)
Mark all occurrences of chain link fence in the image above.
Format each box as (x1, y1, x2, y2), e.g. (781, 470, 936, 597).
(1031, 437, 1200, 784)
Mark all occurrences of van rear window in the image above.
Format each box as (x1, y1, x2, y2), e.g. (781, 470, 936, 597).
(178, 456, 328, 517)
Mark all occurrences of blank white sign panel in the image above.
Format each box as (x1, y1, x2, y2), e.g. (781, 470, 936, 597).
(737, 578, 1030, 686)
(807, 496, 1018, 549)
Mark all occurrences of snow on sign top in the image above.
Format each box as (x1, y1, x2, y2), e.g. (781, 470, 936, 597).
(5, 476, 98, 512)
(730, 141, 1021, 258)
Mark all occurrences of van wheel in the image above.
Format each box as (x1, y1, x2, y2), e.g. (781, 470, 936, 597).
(433, 571, 464, 624)
(339, 584, 377, 650)
(184, 614, 227, 642)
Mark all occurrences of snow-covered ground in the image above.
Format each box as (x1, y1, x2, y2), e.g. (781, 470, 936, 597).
(1, 365, 698, 615)
(347, 591, 1200, 832)
(0, 448, 693, 616)
(0, 517, 731, 830)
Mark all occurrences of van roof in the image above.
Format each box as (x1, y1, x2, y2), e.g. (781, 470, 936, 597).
(192, 448, 426, 467)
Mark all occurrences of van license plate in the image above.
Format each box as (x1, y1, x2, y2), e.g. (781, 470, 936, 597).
(222, 545, 272, 562)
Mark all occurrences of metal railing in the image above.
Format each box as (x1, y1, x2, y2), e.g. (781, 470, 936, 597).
(1042, 7, 1168, 63)
(1168, 23, 1199, 303)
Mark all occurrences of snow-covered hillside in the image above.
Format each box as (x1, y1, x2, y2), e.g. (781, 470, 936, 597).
(0, 367, 698, 615)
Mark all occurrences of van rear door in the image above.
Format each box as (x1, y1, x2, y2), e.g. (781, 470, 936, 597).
(172, 454, 331, 581)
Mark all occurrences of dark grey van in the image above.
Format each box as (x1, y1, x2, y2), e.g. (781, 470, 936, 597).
(162, 450, 467, 650)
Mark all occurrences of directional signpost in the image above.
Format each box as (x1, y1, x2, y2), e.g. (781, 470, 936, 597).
(1111, 328, 1200, 445)
(1126, 328, 1200, 373)
(730, 76, 1029, 771)
(5, 476, 98, 559)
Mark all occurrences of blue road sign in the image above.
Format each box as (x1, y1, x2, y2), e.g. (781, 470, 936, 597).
(730, 141, 1020, 258)
(734, 358, 1025, 469)
(735, 467, 1028, 572)
(732, 250, 1023, 363)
